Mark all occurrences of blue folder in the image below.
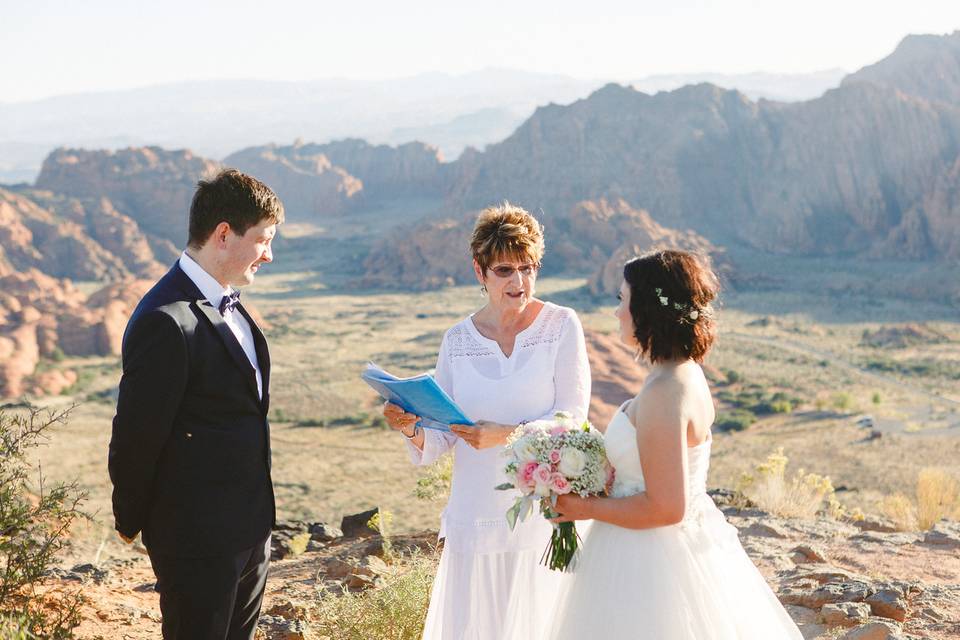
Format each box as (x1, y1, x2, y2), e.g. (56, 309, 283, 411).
(361, 362, 474, 432)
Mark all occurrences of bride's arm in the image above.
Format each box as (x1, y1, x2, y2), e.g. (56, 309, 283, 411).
(555, 380, 689, 529)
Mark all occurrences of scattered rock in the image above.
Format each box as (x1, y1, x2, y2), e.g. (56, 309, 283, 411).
(340, 507, 380, 539)
(866, 589, 909, 622)
(309, 522, 343, 543)
(791, 543, 829, 564)
(854, 517, 899, 534)
(837, 619, 905, 639)
(740, 520, 790, 539)
(922, 520, 960, 549)
(822, 602, 873, 627)
(265, 599, 309, 621)
(345, 573, 378, 590)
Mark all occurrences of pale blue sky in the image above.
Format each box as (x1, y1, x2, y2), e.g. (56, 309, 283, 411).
(2, 0, 959, 102)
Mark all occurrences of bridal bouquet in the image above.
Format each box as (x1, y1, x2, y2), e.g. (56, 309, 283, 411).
(497, 411, 609, 571)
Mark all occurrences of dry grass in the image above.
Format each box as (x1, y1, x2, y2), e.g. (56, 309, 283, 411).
(883, 468, 960, 531)
(312, 551, 436, 640)
(737, 448, 852, 520)
(916, 468, 960, 529)
(16, 270, 960, 568)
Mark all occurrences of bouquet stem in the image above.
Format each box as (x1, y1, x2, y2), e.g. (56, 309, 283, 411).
(542, 522, 579, 571)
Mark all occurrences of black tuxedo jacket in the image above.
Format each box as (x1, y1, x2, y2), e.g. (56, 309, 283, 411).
(109, 262, 275, 558)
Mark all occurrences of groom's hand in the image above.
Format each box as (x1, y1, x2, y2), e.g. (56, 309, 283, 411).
(118, 532, 136, 544)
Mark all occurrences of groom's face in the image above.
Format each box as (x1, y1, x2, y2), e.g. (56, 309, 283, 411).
(223, 219, 277, 287)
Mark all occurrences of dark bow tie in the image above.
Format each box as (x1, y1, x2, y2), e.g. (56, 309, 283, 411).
(218, 290, 241, 315)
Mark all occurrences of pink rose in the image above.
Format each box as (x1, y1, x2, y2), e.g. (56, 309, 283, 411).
(520, 461, 539, 485)
(550, 472, 572, 494)
(548, 449, 562, 464)
(549, 425, 567, 437)
(534, 464, 553, 486)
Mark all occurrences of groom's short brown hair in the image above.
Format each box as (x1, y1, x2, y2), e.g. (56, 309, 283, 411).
(188, 169, 284, 248)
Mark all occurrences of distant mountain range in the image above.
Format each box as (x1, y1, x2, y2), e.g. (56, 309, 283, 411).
(0, 68, 847, 184)
(3, 31, 960, 398)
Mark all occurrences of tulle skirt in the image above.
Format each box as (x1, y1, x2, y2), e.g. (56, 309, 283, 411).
(421, 542, 563, 640)
(547, 497, 803, 639)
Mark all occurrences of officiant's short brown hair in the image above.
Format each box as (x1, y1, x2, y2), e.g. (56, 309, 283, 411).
(188, 169, 285, 248)
(470, 203, 545, 273)
(623, 250, 719, 363)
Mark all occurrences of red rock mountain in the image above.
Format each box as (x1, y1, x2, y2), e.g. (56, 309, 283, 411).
(222, 139, 446, 218)
(222, 144, 363, 219)
(361, 198, 723, 291)
(446, 32, 960, 260)
(843, 31, 960, 107)
(35, 146, 221, 245)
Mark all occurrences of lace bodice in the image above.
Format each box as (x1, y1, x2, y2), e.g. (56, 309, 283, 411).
(605, 406, 712, 525)
(406, 301, 592, 553)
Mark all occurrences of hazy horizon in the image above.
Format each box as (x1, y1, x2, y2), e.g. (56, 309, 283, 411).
(3, 0, 959, 103)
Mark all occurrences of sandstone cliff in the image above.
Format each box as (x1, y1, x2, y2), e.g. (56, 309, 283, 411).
(295, 138, 446, 199)
(222, 144, 363, 219)
(446, 32, 960, 261)
(35, 146, 221, 245)
(0, 269, 151, 397)
(843, 30, 960, 107)
(360, 198, 722, 292)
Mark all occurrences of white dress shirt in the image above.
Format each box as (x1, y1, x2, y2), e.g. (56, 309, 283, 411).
(179, 252, 262, 399)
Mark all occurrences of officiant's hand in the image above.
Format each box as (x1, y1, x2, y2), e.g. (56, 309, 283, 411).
(550, 493, 596, 523)
(450, 421, 514, 449)
(383, 402, 420, 433)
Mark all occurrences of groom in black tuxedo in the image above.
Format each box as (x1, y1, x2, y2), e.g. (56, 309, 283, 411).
(109, 169, 284, 639)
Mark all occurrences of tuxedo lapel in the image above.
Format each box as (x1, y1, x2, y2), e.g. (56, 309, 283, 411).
(194, 300, 260, 400)
(237, 302, 270, 411)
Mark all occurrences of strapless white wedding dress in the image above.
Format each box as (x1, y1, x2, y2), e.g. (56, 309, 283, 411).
(547, 406, 803, 639)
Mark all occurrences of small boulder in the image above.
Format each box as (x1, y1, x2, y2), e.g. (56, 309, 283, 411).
(922, 520, 960, 549)
(865, 589, 908, 622)
(791, 543, 828, 564)
(309, 522, 343, 542)
(837, 619, 905, 640)
(821, 602, 872, 627)
(341, 507, 380, 539)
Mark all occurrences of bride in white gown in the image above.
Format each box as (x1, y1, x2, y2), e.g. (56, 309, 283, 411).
(548, 250, 802, 639)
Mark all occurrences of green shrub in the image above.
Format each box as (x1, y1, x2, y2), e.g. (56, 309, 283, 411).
(832, 392, 854, 412)
(0, 406, 87, 639)
(414, 455, 453, 501)
(313, 552, 436, 640)
(715, 410, 757, 432)
(724, 369, 742, 384)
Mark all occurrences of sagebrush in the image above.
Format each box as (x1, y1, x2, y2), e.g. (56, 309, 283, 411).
(0, 406, 87, 639)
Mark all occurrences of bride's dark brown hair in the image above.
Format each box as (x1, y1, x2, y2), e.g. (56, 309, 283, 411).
(623, 250, 719, 363)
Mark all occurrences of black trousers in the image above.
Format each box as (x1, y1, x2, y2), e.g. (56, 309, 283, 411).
(147, 535, 271, 640)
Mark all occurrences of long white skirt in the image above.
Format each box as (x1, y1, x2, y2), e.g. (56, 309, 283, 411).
(547, 499, 803, 639)
(422, 541, 563, 639)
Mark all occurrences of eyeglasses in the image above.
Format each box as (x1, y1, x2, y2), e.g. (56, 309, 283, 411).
(489, 263, 539, 278)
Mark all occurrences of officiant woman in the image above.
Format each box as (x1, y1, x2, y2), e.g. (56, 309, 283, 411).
(383, 202, 591, 640)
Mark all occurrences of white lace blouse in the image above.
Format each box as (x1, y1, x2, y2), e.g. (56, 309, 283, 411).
(407, 301, 591, 553)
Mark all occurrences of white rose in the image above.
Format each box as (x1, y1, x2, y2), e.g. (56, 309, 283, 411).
(513, 436, 539, 463)
(558, 447, 587, 478)
(534, 480, 553, 497)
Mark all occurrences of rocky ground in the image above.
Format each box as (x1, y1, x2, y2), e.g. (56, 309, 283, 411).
(55, 501, 959, 640)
